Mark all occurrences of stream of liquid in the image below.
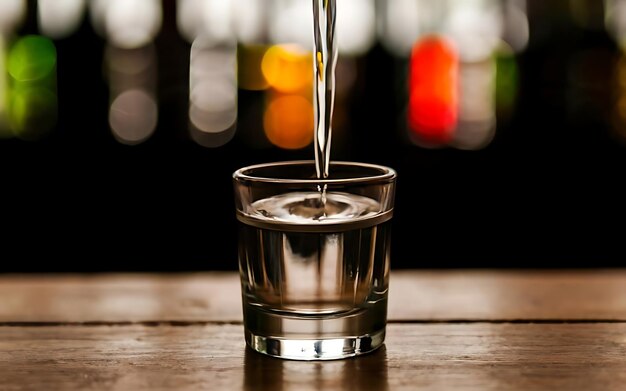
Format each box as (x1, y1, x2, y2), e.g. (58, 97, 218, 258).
(312, 0, 338, 181)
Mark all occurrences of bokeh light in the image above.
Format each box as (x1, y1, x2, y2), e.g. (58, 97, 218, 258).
(38, 0, 86, 39)
(7, 35, 57, 140)
(264, 94, 314, 150)
(378, 0, 447, 57)
(0, 36, 10, 138)
(177, 0, 235, 43)
(444, 0, 503, 63)
(501, 0, 529, 53)
(261, 44, 312, 93)
(8, 35, 56, 82)
(106, 44, 158, 145)
(495, 44, 519, 119)
(452, 59, 496, 150)
(88, 0, 108, 37)
(176, 0, 205, 42)
(233, 0, 266, 44)
(9, 86, 57, 140)
(269, 0, 312, 49)
(189, 38, 238, 147)
(201, 0, 234, 43)
(378, 0, 420, 57)
(606, 0, 626, 51)
(336, 0, 376, 56)
(105, 0, 162, 49)
(109, 89, 158, 145)
(0, 0, 25, 34)
(408, 36, 459, 147)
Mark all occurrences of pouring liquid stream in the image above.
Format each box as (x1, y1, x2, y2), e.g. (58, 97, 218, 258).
(312, 0, 338, 212)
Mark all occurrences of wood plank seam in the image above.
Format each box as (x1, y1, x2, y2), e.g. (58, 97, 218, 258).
(1, 319, 626, 327)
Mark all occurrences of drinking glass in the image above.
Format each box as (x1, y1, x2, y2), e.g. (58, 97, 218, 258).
(233, 160, 397, 360)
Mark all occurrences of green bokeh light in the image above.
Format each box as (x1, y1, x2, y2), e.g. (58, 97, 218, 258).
(9, 86, 58, 140)
(8, 35, 57, 82)
(495, 46, 519, 115)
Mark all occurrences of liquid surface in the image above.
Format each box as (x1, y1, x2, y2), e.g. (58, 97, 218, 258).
(249, 191, 381, 225)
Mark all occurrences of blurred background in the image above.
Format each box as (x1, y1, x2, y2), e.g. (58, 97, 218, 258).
(0, 0, 625, 272)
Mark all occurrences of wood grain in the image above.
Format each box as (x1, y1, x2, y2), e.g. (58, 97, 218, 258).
(0, 273, 242, 323)
(388, 269, 626, 321)
(1, 323, 625, 391)
(1, 270, 626, 323)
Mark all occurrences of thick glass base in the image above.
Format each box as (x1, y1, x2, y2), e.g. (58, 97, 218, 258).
(245, 328, 386, 361)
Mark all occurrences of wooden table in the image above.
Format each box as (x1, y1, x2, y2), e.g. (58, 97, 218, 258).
(1, 270, 626, 390)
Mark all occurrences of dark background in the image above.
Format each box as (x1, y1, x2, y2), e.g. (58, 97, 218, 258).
(1, 0, 625, 272)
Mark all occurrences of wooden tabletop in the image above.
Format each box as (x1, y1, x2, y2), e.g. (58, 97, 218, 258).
(1, 269, 625, 390)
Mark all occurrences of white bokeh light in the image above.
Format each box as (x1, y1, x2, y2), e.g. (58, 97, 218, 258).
(501, 0, 529, 53)
(233, 0, 266, 44)
(0, 36, 8, 137)
(105, 0, 162, 49)
(106, 44, 158, 145)
(38, 0, 86, 39)
(189, 38, 237, 147)
(89, 0, 108, 37)
(378, 0, 420, 57)
(109, 89, 158, 145)
(269, 0, 312, 48)
(0, 0, 26, 34)
(444, 0, 503, 62)
(452, 60, 497, 150)
(177, 0, 204, 42)
(378, 0, 447, 57)
(606, 0, 626, 51)
(177, 0, 235, 43)
(336, 0, 376, 56)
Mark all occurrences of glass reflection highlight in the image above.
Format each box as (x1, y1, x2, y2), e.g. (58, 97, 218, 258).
(243, 345, 389, 391)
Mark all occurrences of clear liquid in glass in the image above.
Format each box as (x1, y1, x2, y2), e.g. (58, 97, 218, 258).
(237, 191, 391, 359)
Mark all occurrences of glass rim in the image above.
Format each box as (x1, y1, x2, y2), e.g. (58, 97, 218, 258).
(233, 160, 397, 185)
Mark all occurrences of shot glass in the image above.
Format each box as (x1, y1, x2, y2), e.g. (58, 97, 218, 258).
(233, 161, 397, 360)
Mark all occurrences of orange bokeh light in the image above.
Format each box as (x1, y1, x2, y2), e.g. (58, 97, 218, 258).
(261, 44, 312, 93)
(264, 94, 313, 149)
(408, 36, 459, 146)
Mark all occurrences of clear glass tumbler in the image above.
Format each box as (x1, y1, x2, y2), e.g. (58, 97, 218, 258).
(233, 160, 397, 360)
